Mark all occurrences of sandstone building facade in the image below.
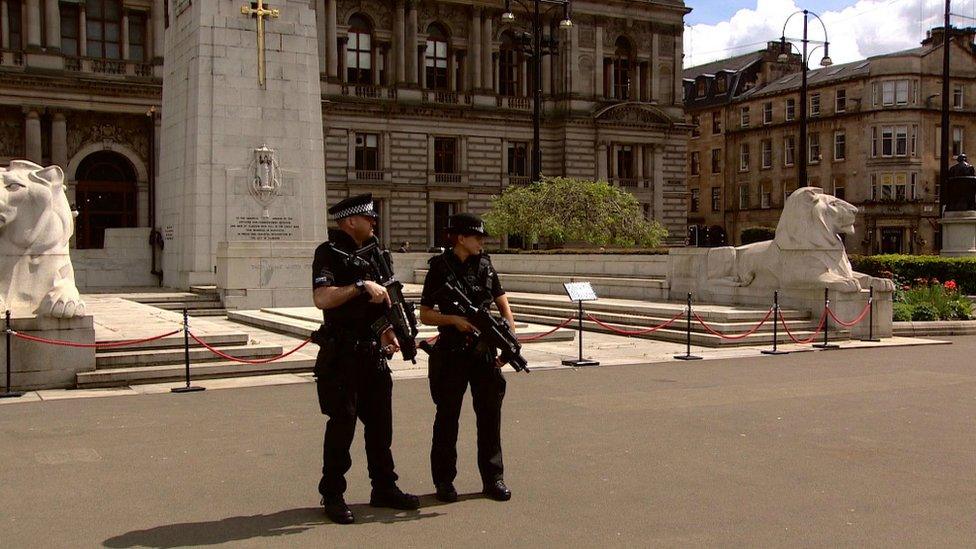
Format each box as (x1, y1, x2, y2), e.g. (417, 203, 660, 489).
(684, 28, 976, 255)
(0, 0, 690, 275)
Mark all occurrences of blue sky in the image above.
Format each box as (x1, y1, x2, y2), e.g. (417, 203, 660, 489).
(686, 0, 859, 25)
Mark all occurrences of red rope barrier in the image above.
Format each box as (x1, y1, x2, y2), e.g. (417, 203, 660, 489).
(189, 331, 312, 364)
(517, 316, 576, 341)
(825, 301, 872, 328)
(779, 309, 827, 345)
(693, 308, 773, 340)
(585, 310, 684, 336)
(10, 329, 182, 349)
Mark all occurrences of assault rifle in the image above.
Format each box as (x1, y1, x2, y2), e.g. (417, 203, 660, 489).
(326, 240, 419, 363)
(420, 281, 529, 373)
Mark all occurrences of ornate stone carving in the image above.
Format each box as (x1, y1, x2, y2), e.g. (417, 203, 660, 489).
(0, 116, 24, 159)
(66, 113, 149, 163)
(0, 161, 86, 318)
(248, 144, 283, 217)
(595, 103, 673, 126)
(339, 0, 391, 30)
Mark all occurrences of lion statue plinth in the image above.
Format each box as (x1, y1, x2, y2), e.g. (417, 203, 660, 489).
(706, 187, 895, 293)
(0, 160, 86, 318)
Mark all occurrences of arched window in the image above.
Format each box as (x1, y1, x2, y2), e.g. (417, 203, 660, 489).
(499, 32, 522, 97)
(86, 0, 123, 59)
(425, 24, 449, 90)
(611, 37, 632, 100)
(346, 14, 372, 84)
(74, 151, 137, 249)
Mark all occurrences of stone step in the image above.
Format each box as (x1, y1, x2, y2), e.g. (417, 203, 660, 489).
(189, 285, 219, 296)
(151, 301, 224, 311)
(515, 311, 848, 348)
(76, 356, 316, 388)
(414, 269, 668, 300)
(94, 332, 250, 353)
(187, 309, 228, 317)
(96, 343, 286, 368)
(128, 293, 219, 304)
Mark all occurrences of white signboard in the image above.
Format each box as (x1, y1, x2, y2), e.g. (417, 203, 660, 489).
(564, 281, 598, 302)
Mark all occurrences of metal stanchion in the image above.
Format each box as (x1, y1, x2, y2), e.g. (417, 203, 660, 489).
(172, 308, 205, 393)
(813, 287, 839, 350)
(1, 310, 24, 398)
(762, 291, 790, 355)
(674, 293, 702, 361)
(562, 300, 599, 367)
(860, 286, 880, 342)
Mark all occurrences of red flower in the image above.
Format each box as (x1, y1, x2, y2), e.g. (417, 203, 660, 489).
(944, 280, 958, 291)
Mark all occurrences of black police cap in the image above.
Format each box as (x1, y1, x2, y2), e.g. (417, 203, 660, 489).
(446, 212, 489, 236)
(328, 193, 378, 220)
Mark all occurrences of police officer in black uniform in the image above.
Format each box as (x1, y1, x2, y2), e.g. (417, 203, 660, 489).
(418, 213, 516, 503)
(311, 193, 420, 524)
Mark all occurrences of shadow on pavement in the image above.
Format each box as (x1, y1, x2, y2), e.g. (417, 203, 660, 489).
(102, 506, 440, 547)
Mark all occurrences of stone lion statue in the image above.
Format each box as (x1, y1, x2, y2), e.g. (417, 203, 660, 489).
(0, 160, 86, 318)
(706, 187, 895, 293)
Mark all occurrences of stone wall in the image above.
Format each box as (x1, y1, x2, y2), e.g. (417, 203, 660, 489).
(73, 228, 158, 289)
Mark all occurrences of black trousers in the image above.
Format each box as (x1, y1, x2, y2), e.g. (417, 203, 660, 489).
(315, 346, 398, 497)
(428, 346, 507, 487)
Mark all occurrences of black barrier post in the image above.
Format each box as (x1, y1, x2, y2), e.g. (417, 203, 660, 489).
(562, 300, 599, 367)
(813, 287, 839, 350)
(1, 310, 24, 398)
(861, 286, 880, 342)
(674, 292, 702, 361)
(172, 308, 205, 393)
(762, 291, 790, 355)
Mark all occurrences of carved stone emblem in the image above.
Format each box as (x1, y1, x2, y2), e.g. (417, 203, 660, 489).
(248, 144, 282, 217)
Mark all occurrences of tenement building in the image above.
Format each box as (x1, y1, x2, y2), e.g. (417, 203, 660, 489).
(0, 0, 690, 280)
(684, 27, 976, 254)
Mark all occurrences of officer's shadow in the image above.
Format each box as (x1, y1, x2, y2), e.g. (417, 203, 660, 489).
(103, 506, 441, 548)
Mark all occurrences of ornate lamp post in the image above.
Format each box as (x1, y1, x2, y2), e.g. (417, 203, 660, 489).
(501, 0, 573, 184)
(778, 9, 831, 188)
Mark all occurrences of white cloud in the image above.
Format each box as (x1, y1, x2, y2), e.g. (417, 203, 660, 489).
(684, 0, 976, 69)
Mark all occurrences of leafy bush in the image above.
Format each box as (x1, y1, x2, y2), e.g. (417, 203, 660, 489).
(850, 254, 976, 294)
(911, 303, 939, 321)
(484, 177, 668, 248)
(740, 227, 776, 245)
(892, 302, 914, 321)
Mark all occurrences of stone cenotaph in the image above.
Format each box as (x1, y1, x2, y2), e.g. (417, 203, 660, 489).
(158, 0, 327, 309)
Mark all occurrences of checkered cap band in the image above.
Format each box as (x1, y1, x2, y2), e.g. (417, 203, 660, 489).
(331, 202, 375, 220)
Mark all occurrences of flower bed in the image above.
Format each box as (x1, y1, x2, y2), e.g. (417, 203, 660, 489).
(888, 274, 973, 321)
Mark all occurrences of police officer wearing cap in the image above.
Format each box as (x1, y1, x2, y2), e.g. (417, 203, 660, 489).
(418, 212, 516, 503)
(311, 193, 419, 524)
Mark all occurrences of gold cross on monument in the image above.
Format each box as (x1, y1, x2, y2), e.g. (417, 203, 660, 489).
(241, 0, 280, 87)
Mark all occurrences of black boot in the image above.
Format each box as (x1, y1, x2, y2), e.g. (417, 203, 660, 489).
(482, 480, 511, 501)
(435, 483, 458, 503)
(321, 495, 355, 524)
(370, 485, 421, 510)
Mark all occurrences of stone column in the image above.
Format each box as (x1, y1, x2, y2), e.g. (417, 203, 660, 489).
(337, 38, 347, 80)
(520, 57, 528, 96)
(51, 111, 67, 168)
(448, 51, 456, 91)
(394, 1, 405, 83)
(25, 109, 42, 163)
(568, 25, 579, 94)
(372, 47, 381, 85)
(45, 0, 60, 50)
(541, 45, 551, 95)
(635, 63, 644, 101)
(151, 0, 164, 60)
(122, 12, 130, 60)
(596, 141, 608, 181)
(673, 34, 682, 104)
(1, 1, 9, 50)
(326, 0, 338, 78)
(26, 0, 41, 48)
(653, 146, 664, 218)
(607, 63, 614, 99)
(79, 4, 87, 57)
(594, 27, 604, 98)
(419, 44, 428, 88)
(481, 14, 492, 91)
(406, 2, 418, 85)
(650, 33, 659, 101)
(470, 9, 482, 90)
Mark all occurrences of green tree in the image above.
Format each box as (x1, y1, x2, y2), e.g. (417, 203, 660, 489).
(484, 177, 668, 248)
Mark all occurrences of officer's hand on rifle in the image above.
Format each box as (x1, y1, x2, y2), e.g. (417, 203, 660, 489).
(494, 357, 506, 369)
(363, 280, 392, 306)
(452, 316, 477, 333)
(380, 326, 400, 356)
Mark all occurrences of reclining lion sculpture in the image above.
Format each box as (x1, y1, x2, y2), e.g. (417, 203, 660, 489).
(706, 187, 895, 293)
(0, 160, 86, 318)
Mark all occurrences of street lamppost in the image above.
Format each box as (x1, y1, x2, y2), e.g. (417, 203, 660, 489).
(502, 0, 573, 184)
(778, 9, 831, 189)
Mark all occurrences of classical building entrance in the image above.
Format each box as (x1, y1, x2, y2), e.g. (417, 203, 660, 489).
(74, 151, 138, 249)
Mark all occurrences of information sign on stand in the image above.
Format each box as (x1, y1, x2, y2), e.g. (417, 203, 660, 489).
(561, 282, 600, 367)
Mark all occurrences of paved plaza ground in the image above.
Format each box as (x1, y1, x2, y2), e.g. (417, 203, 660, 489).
(2, 337, 975, 547)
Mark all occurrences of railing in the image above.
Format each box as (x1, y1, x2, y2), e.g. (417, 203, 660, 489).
(64, 56, 82, 71)
(434, 172, 462, 184)
(91, 58, 126, 74)
(355, 84, 381, 98)
(60, 56, 152, 76)
(134, 63, 153, 77)
(340, 83, 396, 100)
(355, 170, 386, 181)
(508, 175, 531, 185)
(423, 90, 459, 104)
